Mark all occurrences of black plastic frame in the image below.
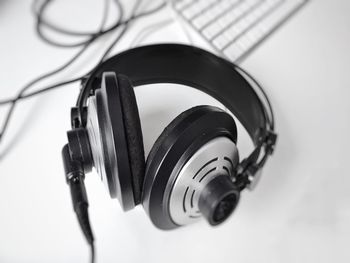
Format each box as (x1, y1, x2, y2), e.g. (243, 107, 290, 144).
(78, 44, 268, 145)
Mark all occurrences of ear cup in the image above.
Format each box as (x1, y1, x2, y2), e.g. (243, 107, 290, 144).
(142, 105, 238, 229)
(87, 72, 144, 210)
(117, 74, 145, 205)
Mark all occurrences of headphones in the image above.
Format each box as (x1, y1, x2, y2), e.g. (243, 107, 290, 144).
(62, 44, 277, 245)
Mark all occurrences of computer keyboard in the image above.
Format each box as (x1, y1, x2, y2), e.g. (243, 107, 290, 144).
(172, 0, 308, 63)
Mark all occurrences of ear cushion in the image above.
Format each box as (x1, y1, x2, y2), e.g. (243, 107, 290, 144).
(146, 106, 208, 173)
(117, 75, 145, 205)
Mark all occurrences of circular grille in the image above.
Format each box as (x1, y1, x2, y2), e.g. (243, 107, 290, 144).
(168, 137, 239, 226)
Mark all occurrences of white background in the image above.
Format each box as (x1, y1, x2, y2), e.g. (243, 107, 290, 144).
(0, 0, 349, 262)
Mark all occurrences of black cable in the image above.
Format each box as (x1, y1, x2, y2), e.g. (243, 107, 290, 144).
(1, 2, 166, 262)
(32, 0, 117, 37)
(0, 1, 167, 107)
(62, 143, 96, 263)
(35, 0, 166, 48)
(34, 0, 124, 48)
(0, 1, 167, 106)
(76, 1, 167, 110)
(33, 0, 124, 38)
(35, 1, 92, 47)
(0, 0, 113, 144)
(0, 0, 167, 144)
(0, 2, 165, 263)
(0, 45, 91, 143)
(90, 243, 95, 263)
(96, 0, 143, 65)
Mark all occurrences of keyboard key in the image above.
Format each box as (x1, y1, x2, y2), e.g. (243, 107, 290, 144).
(174, 0, 308, 62)
(182, 0, 216, 19)
(174, 0, 196, 11)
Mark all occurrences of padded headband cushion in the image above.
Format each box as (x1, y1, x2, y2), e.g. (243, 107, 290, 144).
(118, 75, 145, 205)
(82, 44, 268, 145)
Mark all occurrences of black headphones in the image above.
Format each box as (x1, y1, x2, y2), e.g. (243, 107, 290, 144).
(62, 44, 277, 246)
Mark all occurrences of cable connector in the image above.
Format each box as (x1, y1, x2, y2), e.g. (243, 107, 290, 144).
(62, 144, 94, 246)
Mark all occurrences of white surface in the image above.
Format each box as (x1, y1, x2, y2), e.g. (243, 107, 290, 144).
(0, 0, 349, 262)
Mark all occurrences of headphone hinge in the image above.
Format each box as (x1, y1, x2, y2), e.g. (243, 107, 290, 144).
(67, 128, 93, 173)
(238, 130, 277, 190)
(264, 130, 277, 155)
(71, 107, 88, 128)
(235, 158, 252, 190)
(236, 160, 262, 191)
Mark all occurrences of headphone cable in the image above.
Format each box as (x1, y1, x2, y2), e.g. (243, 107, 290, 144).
(0, 3, 166, 262)
(0, 0, 167, 147)
(0, 0, 113, 145)
(90, 243, 95, 263)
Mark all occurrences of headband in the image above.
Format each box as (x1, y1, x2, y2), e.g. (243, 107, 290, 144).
(77, 44, 276, 189)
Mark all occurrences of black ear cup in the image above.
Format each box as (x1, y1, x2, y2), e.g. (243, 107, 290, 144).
(142, 105, 238, 229)
(88, 72, 144, 210)
(117, 74, 145, 205)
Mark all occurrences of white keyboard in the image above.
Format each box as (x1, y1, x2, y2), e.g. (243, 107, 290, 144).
(173, 0, 308, 62)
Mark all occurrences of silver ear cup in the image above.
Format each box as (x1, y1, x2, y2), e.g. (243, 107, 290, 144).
(86, 94, 119, 197)
(86, 96, 110, 191)
(84, 73, 139, 210)
(168, 137, 239, 226)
